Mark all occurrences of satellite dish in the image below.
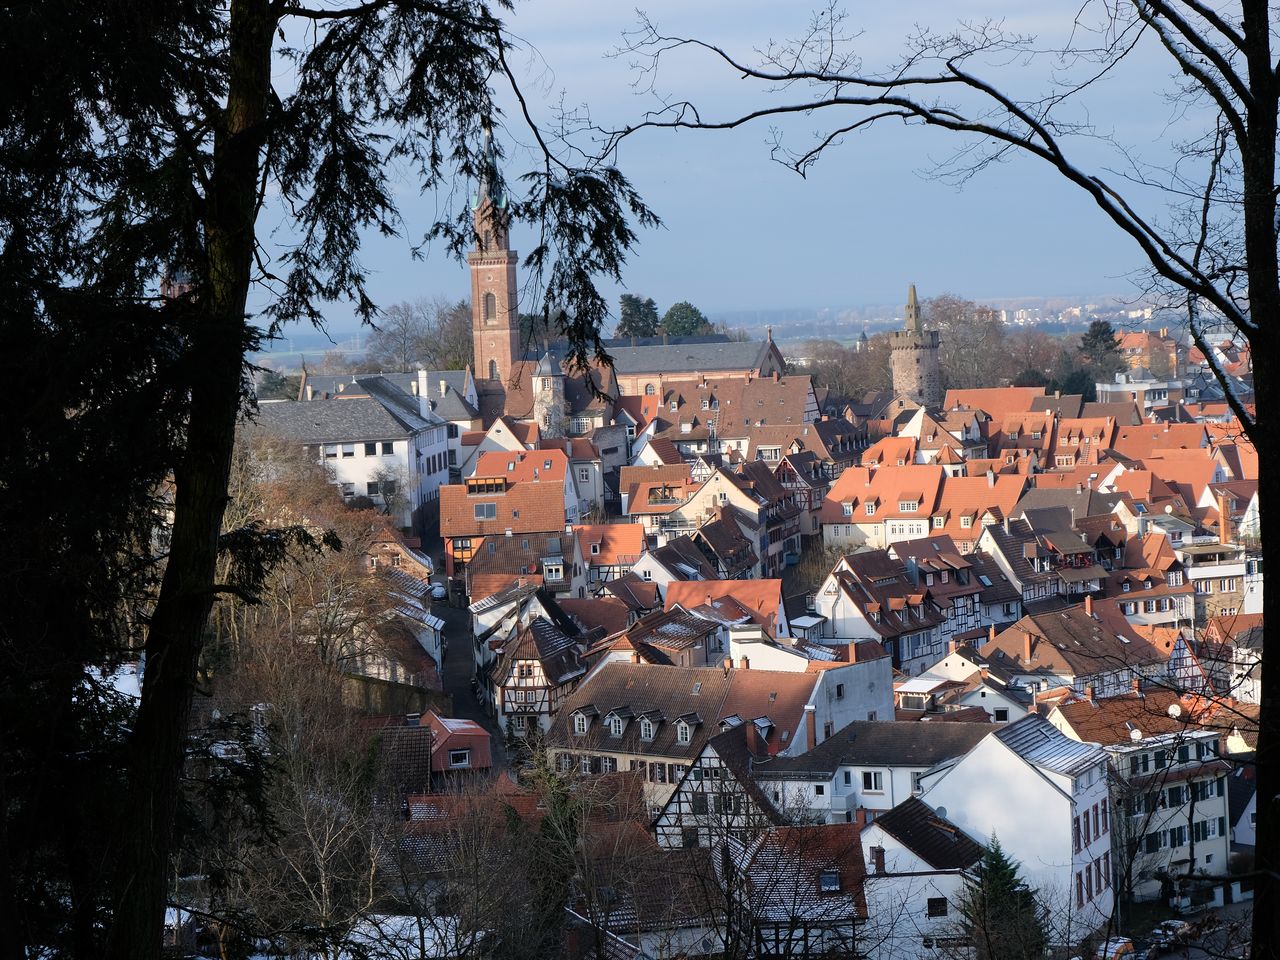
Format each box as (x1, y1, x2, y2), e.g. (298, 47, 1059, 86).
(1165, 504, 1175, 514)
(1129, 728, 1142, 741)
(1167, 703, 1183, 719)
(935, 806, 947, 819)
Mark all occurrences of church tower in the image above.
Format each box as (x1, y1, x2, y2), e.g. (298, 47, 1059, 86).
(469, 129, 521, 386)
(890, 284, 943, 408)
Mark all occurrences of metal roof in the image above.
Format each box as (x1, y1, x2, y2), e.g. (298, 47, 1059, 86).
(994, 714, 1105, 777)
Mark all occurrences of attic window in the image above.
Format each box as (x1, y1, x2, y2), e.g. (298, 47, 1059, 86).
(819, 870, 840, 893)
(843, 502, 853, 517)
(676, 721, 692, 744)
(640, 718, 655, 740)
(933, 516, 945, 528)
(865, 503, 876, 516)
(1122, 581, 1131, 592)
(960, 516, 973, 529)
(899, 500, 918, 512)
(607, 716, 624, 737)
(543, 459, 552, 470)
(573, 714, 589, 736)
(591, 543, 601, 555)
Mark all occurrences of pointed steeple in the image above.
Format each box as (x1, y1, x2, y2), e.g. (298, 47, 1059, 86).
(904, 284, 922, 334)
(474, 121, 506, 210)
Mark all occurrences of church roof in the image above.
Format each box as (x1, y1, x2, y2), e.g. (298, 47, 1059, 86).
(602, 339, 775, 375)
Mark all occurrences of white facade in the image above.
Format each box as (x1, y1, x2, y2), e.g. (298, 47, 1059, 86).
(322, 424, 449, 528)
(917, 721, 1114, 944)
(860, 825, 971, 960)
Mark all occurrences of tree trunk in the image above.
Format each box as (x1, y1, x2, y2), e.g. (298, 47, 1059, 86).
(105, 2, 274, 957)
(1239, 3, 1278, 956)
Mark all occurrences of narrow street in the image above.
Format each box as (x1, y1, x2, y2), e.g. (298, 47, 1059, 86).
(434, 593, 509, 769)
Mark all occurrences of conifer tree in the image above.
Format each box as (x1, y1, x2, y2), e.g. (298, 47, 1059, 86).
(958, 838, 1047, 960)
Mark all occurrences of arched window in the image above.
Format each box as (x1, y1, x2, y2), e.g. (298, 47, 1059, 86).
(482, 229, 492, 250)
(644, 383, 655, 396)
(488, 359, 498, 380)
(483, 291, 496, 322)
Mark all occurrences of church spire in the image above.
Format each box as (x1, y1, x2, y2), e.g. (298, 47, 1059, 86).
(475, 121, 504, 208)
(904, 283, 922, 334)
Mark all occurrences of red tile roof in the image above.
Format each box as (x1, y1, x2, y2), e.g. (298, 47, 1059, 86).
(664, 580, 785, 637)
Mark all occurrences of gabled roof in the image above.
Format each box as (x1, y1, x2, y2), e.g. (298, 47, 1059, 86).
(473, 448, 569, 484)
(573, 523, 646, 567)
(757, 720, 992, 777)
(944, 387, 1046, 419)
(496, 617, 585, 686)
(665, 580, 784, 636)
(254, 395, 424, 444)
(1051, 689, 1227, 745)
(871, 797, 984, 870)
(604, 338, 776, 375)
(731, 823, 867, 921)
(650, 535, 719, 581)
(602, 571, 662, 611)
(985, 604, 1163, 680)
(994, 713, 1105, 777)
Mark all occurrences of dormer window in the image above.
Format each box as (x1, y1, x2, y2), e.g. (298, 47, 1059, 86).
(925, 573, 935, 586)
(591, 543, 601, 555)
(899, 501, 918, 512)
(1144, 580, 1153, 590)
(940, 571, 949, 583)
(960, 516, 973, 529)
(573, 713, 589, 736)
(843, 502, 853, 517)
(933, 516, 945, 528)
(1122, 581, 1131, 592)
(676, 721, 692, 744)
(640, 718, 655, 740)
(819, 869, 840, 894)
(865, 503, 876, 516)
(607, 716, 624, 737)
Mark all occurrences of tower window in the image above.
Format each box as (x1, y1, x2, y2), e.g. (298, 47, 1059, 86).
(489, 359, 498, 380)
(483, 291, 496, 322)
(644, 383, 655, 396)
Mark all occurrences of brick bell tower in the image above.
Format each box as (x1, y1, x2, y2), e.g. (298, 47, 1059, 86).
(469, 126, 521, 386)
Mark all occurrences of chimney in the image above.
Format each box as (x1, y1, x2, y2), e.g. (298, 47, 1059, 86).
(986, 469, 996, 488)
(803, 704, 817, 752)
(1085, 684, 1095, 702)
(1217, 490, 1232, 545)
(871, 846, 886, 874)
(723, 657, 733, 675)
(1131, 677, 1143, 695)
(439, 379, 448, 398)
(1084, 594, 1094, 617)
(846, 642, 860, 664)
(987, 624, 997, 646)
(1023, 631, 1034, 664)
(739, 656, 750, 670)
(744, 719, 762, 756)
(630, 650, 641, 664)
(662, 330, 669, 345)
(948, 640, 958, 655)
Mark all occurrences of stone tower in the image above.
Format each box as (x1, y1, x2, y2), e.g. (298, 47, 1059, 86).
(469, 128, 521, 386)
(532, 350, 568, 438)
(890, 284, 943, 408)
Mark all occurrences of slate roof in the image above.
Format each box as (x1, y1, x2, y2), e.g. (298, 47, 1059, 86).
(624, 607, 720, 653)
(547, 662, 734, 761)
(254, 397, 420, 444)
(984, 604, 1162, 680)
(871, 797, 984, 870)
(994, 713, 1105, 777)
(755, 720, 993, 778)
(496, 617, 586, 686)
(651, 535, 720, 581)
(826, 552, 947, 641)
(604, 338, 774, 374)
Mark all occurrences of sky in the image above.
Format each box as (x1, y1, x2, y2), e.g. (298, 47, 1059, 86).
(258, 1, 1202, 346)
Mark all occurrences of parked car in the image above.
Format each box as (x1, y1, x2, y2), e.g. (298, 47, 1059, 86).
(430, 581, 448, 601)
(1097, 938, 1136, 960)
(1147, 919, 1194, 955)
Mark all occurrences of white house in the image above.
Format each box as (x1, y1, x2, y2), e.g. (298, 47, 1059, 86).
(752, 720, 994, 823)
(254, 374, 450, 529)
(860, 797, 985, 960)
(917, 714, 1114, 945)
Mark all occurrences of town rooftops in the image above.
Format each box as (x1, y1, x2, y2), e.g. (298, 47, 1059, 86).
(253, 394, 430, 444)
(871, 796, 984, 871)
(994, 713, 1105, 777)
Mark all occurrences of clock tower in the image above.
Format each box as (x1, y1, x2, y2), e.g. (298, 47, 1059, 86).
(469, 130, 521, 386)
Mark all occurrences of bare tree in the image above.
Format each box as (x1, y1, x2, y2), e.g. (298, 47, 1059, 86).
(606, 7, 1277, 949)
(367, 297, 475, 373)
(923, 294, 1007, 390)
